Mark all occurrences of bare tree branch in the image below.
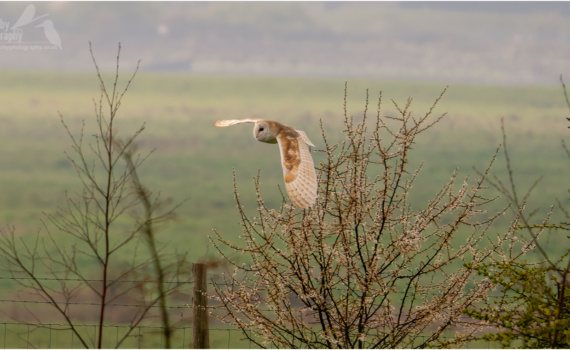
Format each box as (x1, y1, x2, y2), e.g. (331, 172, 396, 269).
(211, 86, 527, 348)
(0, 43, 190, 349)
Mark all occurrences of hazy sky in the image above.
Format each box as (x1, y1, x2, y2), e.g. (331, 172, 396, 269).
(1, 1, 569, 84)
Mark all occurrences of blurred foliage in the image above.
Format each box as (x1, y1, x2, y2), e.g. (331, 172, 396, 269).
(465, 262, 570, 348)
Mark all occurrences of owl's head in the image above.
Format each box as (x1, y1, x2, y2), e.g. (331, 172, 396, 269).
(254, 121, 278, 144)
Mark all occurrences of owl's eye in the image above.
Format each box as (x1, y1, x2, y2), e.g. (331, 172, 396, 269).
(259, 127, 264, 131)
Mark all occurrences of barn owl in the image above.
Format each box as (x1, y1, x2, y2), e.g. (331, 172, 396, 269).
(214, 118, 317, 209)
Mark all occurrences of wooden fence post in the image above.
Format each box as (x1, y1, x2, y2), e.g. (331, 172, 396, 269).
(193, 262, 209, 349)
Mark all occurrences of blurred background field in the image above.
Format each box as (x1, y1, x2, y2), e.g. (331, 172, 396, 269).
(2, 2, 570, 85)
(0, 70, 567, 260)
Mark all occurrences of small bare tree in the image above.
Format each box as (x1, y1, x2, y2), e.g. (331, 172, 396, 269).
(211, 85, 532, 348)
(0, 43, 189, 348)
(464, 76, 570, 348)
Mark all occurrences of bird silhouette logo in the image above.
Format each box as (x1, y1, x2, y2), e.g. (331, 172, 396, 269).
(7, 4, 62, 49)
(35, 19, 61, 49)
(10, 4, 48, 31)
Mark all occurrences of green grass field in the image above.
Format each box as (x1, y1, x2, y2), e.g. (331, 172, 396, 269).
(0, 70, 568, 347)
(1, 70, 566, 239)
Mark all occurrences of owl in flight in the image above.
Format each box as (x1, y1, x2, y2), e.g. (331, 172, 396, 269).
(214, 118, 317, 209)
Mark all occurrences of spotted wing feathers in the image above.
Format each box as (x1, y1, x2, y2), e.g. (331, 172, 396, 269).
(277, 130, 317, 209)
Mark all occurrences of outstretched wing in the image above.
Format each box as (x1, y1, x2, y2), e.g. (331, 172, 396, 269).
(214, 118, 261, 127)
(276, 129, 317, 209)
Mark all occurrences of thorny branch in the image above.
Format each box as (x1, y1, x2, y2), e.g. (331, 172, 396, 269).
(210, 86, 530, 348)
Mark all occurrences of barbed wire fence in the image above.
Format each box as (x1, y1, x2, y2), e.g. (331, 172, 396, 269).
(1, 323, 485, 349)
(0, 262, 227, 349)
(0, 323, 253, 349)
(0, 263, 498, 349)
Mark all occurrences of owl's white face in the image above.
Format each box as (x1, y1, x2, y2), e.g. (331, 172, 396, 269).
(254, 121, 278, 144)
